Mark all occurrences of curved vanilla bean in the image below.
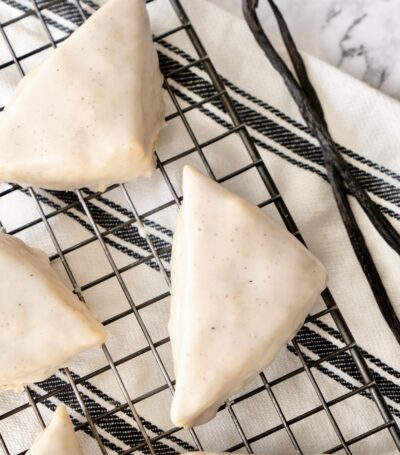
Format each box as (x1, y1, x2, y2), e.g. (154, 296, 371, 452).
(327, 157, 400, 345)
(265, 0, 400, 257)
(242, 0, 400, 343)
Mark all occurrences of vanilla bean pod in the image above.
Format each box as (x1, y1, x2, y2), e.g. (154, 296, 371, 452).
(267, 0, 400, 256)
(242, 0, 400, 343)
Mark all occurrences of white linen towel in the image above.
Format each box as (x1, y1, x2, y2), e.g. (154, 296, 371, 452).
(0, 0, 399, 454)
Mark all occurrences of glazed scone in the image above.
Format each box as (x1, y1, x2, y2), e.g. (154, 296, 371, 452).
(0, 0, 164, 191)
(27, 406, 83, 454)
(0, 234, 107, 390)
(169, 166, 327, 428)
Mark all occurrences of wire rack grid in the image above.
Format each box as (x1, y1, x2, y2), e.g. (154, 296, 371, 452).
(0, 0, 399, 454)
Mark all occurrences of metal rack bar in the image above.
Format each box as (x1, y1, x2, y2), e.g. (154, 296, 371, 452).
(1, 0, 61, 27)
(225, 400, 253, 454)
(75, 187, 204, 451)
(24, 387, 45, 429)
(258, 372, 302, 452)
(0, 436, 9, 455)
(29, 185, 154, 454)
(64, 368, 108, 455)
(166, 0, 400, 452)
(292, 340, 350, 453)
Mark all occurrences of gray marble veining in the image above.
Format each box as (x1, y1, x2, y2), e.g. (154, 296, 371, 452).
(207, 0, 400, 100)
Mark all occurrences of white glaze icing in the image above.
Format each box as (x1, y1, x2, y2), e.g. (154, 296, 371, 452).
(0, 0, 164, 191)
(0, 234, 107, 390)
(169, 166, 327, 428)
(27, 406, 83, 455)
(138, 225, 148, 239)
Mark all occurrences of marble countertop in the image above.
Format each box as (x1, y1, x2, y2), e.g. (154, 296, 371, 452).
(208, 0, 400, 101)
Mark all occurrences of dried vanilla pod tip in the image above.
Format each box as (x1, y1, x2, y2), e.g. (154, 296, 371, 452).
(0, 0, 165, 191)
(0, 233, 107, 391)
(242, 0, 400, 344)
(169, 166, 327, 428)
(27, 406, 83, 455)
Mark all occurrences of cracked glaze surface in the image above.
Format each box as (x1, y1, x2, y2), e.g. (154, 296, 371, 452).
(209, 0, 400, 100)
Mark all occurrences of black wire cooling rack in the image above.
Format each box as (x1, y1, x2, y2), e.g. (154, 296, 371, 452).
(0, 0, 399, 454)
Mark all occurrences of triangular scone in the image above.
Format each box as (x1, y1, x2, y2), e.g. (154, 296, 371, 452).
(0, 0, 164, 191)
(169, 166, 327, 428)
(0, 234, 107, 390)
(27, 406, 83, 455)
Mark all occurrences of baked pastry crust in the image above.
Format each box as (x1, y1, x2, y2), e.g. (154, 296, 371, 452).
(0, 0, 164, 190)
(27, 406, 83, 454)
(0, 234, 107, 391)
(169, 166, 327, 428)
